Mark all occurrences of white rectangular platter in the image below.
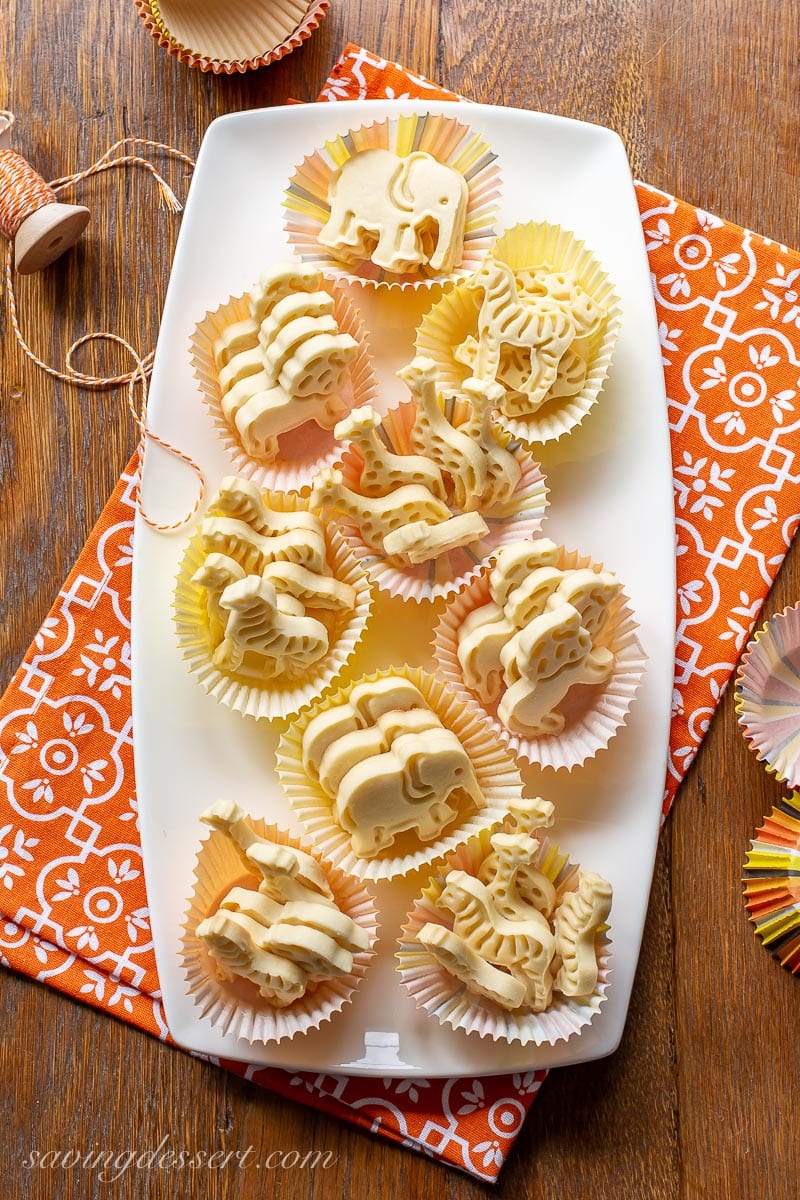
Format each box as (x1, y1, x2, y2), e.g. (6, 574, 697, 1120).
(132, 99, 675, 1077)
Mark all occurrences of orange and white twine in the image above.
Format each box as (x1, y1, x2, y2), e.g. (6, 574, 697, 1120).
(0, 149, 57, 237)
(1, 131, 206, 532)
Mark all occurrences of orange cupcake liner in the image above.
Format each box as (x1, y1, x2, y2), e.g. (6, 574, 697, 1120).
(134, 0, 329, 74)
(182, 816, 379, 1043)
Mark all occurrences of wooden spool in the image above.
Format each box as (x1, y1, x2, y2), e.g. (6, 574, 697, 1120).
(14, 200, 90, 274)
(0, 111, 90, 273)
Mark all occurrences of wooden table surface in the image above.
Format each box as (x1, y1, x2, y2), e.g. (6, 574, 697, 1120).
(2, 2, 799, 1197)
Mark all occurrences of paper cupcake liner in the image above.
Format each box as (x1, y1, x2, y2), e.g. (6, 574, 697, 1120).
(432, 547, 646, 770)
(174, 492, 373, 721)
(324, 397, 548, 604)
(182, 816, 379, 1043)
(415, 221, 623, 446)
(742, 791, 800, 975)
(284, 113, 502, 291)
(190, 283, 377, 495)
(275, 666, 526, 882)
(134, 0, 328, 74)
(735, 602, 800, 789)
(397, 828, 612, 1045)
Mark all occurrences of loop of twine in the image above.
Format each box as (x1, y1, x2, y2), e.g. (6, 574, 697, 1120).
(2, 135, 205, 532)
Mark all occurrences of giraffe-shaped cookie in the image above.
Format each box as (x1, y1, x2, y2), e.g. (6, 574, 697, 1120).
(334, 404, 447, 501)
(309, 467, 452, 555)
(399, 356, 488, 512)
(459, 375, 521, 507)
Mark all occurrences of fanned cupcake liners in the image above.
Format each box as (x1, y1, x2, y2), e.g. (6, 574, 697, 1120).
(432, 548, 645, 770)
(174, 492, 373, 722)
(275, 666, 526, 882)
(190, 284, 377, 494)
(182, 817, 379, 1043)
(742, 791, 800, 976)
(397, 829, 612, 1045)
(736, 602, 800, 789)
(134, 0, 329, 73)
(284, 113, 502, 291)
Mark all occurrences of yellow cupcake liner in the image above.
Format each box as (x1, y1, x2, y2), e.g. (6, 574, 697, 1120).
(432, 546, 646, 770)
(274, 665, 527, 882)
(324, 397, 548, 604)
(134, 0, 328, 74)
(397, 827, 611, 1045)
(283, 113, 502, 291)
(174, 491, 374, 722)
(415, 220, 623, 446)
(182, 816, 379, 1043)
(743, 791, 800, 976)
(190, 282, 377, 495)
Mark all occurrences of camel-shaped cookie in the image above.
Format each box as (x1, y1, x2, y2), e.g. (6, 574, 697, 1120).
(319, 147, 468, 275)
(464, 258, 577, 415)
(334, 404, 446, 501)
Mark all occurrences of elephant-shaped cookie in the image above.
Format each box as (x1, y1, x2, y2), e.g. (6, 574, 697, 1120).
(318, 148, 468, 275)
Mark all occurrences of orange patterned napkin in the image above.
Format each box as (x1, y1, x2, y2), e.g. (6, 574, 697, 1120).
(2, 44, 800, 1183)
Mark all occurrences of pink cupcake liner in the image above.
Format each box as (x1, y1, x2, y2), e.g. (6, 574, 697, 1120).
(190, 283, 377, 495)
(283, 113, 502, 291)
(397, 830, 612, 1045)
(432, 547, 646, 770)
(182, 816, 379, 1043)
(319, 397, 548, 604)
(134, 0, 329, 74)
(736, 602, 800, 788)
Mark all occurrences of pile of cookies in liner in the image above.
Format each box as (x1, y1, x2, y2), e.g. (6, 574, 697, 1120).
(176, 114, 644, 1047)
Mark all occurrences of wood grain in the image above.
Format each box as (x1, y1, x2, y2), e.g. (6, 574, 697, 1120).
(2, 2, 800, 1197)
